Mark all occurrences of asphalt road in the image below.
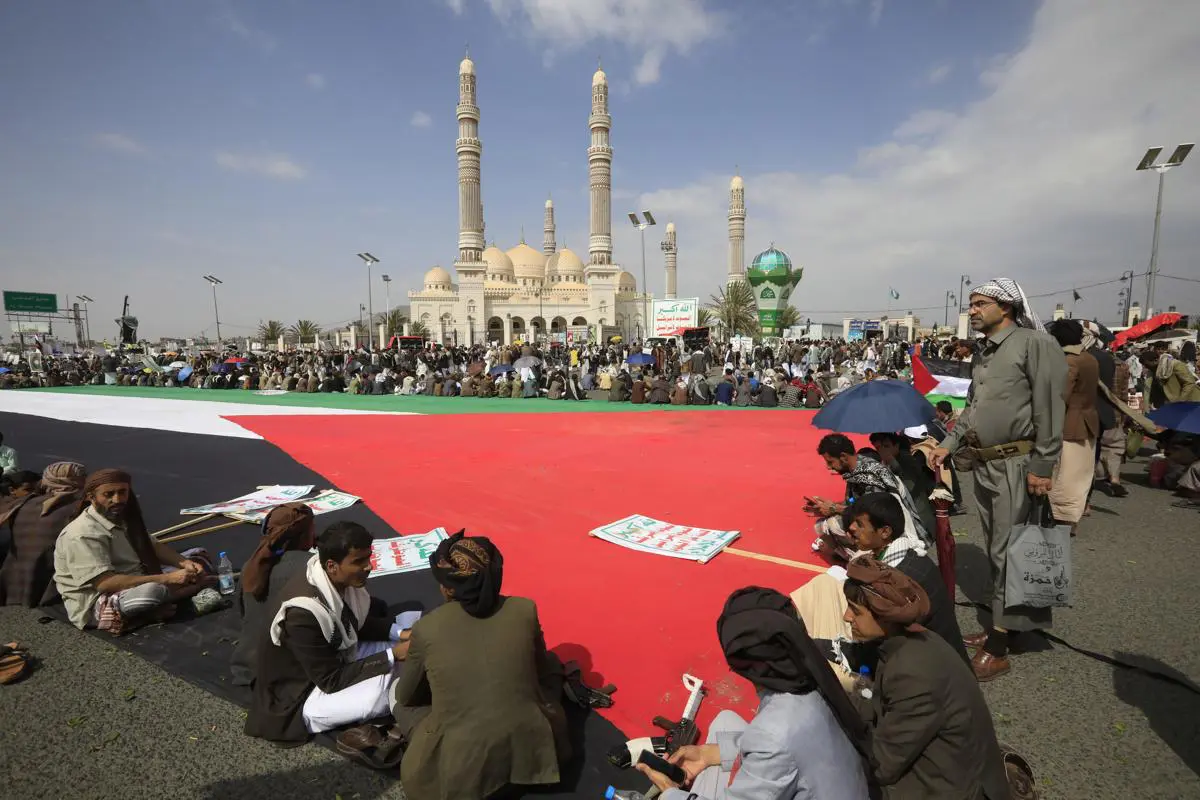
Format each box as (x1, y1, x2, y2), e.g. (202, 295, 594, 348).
(1, 457, 1198, 799)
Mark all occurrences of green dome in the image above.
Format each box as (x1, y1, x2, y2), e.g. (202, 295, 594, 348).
(748, 245, 793, 277)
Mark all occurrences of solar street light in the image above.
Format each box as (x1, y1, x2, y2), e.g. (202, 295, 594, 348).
(1135, 143, 1193, 314)
(357, 253, 380, 349)
(203, 275, 223, 348)
(629, 212, 656, 340)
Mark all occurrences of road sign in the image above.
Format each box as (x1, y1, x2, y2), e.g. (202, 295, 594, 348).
(3, 291, 58, 313)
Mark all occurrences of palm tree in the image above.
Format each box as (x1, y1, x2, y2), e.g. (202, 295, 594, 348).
(257, 320, 286, 342)
(376, 309, 408, 338)
(706, 281, 758, 339)
(290, 320, 322, 344)
(696, 307, 714, 329)
(408, 321, 430, 338)
(776, 305, 802, 331)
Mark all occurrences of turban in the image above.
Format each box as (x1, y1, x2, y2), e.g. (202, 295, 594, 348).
(40, 461, 87, 516)
(717, 587, 871, 761)
(429, 530, 504, 618)
(76, 468, 162, 575)
(970, 277, 1043, 331)
(241, 503, 315, 601)
(844, 556, 930, 631)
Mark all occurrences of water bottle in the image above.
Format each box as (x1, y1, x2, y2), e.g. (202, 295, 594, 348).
(853, 665, 873, 700)
(217, 551, 235, 596)
(604, 788, 645, 800)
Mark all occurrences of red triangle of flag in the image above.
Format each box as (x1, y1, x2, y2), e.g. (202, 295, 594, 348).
(911, 354, 939, 395)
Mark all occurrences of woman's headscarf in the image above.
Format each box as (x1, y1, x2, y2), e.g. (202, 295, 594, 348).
(241, 502, 315, 601)
(75, 468, 162, 575)
(718, 587, 870, 761)
(429, 530, 503, 618)
(844, 556, 930, 631)
(40, 461, 87, 516)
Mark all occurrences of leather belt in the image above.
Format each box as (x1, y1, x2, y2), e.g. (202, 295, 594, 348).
(968, 440, 1034, 462)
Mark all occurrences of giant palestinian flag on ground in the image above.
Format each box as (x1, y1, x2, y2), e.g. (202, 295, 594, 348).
(912, 355, 972, 407)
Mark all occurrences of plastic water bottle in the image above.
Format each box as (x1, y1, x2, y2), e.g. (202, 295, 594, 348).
(853, 665, 873, 700)
(217, 551, 235, 596)
(605, 788, 645, 800)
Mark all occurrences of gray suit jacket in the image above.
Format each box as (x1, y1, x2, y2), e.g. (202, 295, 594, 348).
(663, 690, 871, 800)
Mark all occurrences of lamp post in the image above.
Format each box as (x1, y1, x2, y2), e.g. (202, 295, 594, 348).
(357, 253, 380, 349)
(958, 274, 971, 313)
(944, 291, 956, 327)
(381, 273, 391, 344)
(1135, 144, 1193, 316)
(628, 210, 656, 342)
(203, 275, 223, 350)
(76, 295, 94, 346)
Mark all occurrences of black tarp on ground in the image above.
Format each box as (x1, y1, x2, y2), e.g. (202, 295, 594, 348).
(2, 411, 635, 798)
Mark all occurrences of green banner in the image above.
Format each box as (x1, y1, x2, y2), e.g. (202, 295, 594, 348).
(3, 291, 58, 313)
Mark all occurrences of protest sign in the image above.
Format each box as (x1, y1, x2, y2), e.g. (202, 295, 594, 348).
(369, 528, 449, 578)
(589, 514, 739, 563)
(181, 485, 314, 516)
(226, 490, 361, 523)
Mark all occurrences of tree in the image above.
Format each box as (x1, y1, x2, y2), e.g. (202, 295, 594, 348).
(408, 320, 430, 338)
(257, 320, 285, 342)
(776, 305, 801, 331)
(290, 320, 322, 344)
(376, 309, 408, 338)
(706, 281, 758, 338)
(696, 307, 714, 329)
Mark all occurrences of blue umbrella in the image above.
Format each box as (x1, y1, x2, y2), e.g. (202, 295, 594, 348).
(488, 365, 513, 377)
(0, 367, 9, 374)
(627, 353, 655, 366)
(177, 366, 193, 382)
(1148, 402, 1200, 435)
(813, 379, 935, 434)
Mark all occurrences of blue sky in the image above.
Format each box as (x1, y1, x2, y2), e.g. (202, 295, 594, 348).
(2, 0, 1197, 340)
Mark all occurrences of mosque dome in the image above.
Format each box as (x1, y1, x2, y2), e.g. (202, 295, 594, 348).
(460, 56, 475, 75)
(748, 245, 793, 279)
(507, 241, 546, 281)
(482, 245, 514, 280)
(544, 252, 560, 275)
(545, 197, 554, 208)
(593, 68, 607, 86)
(730, 175, 744, 190)
(666, 222, 676, 233)
(617, 271, 637, 292)
(423, 266, 453, 290)
(555, 248, 585, 277)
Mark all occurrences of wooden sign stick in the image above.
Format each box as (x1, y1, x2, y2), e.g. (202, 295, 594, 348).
(159, 519, 248, 545)
(724, 547, 826, 574)
(151, 514, 216, 539)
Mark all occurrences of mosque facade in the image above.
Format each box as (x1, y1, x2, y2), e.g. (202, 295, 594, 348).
(408, 56, 648, 346)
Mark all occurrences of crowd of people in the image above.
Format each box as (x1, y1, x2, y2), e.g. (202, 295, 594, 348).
(3, 279, 1198, 798)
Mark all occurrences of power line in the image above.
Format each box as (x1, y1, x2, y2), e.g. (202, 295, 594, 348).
(1159, 273, 1200, 285)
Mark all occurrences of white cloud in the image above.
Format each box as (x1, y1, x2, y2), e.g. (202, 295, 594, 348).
(215, 151, 307, 180)
(927, 62, 951, 84)
(216, 10, 277, 53)
(868, 0, 885, 26)
(474, 0, 724, 85)
(445, 0, 466, 13)
(410, 110, 433, 128)
(305, 73, 326, 90)
(93, 132, 147, 155)
(630, 1, 1200, 322)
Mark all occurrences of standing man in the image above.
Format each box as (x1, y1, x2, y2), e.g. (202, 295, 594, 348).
(931, 278, 1066, 682)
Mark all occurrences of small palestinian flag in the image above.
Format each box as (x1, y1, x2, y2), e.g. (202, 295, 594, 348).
(912, 355, 971, 407)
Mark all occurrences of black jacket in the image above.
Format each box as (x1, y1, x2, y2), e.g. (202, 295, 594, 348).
(895, 552, 969, 663)
(230, 550, 309, 687)
(244, 570, 393, 743)
(1090, 346, 1117, 429)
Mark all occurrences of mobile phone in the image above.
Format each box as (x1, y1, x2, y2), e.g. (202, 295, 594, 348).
(636, 751, 687, 785)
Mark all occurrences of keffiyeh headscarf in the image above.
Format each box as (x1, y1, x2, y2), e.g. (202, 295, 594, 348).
(430, 530, 504, 618)
(971, 277, 1043, 331)
(845, 456, 933, 547)
(40, 461, 87, 516)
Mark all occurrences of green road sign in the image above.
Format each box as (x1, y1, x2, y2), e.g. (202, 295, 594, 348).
(3, 291, 59, 313)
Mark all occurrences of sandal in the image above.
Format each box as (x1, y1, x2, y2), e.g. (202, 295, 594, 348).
(0, 642, 33, 685)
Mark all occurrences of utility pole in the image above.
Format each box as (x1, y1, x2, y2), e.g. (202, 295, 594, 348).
(1135, 144, 1193, 316)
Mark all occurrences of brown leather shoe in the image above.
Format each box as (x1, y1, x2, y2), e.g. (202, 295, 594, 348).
(963, 631, 989, 649)
(337, 723, 383, 753)
(971, 650, 1011, 682)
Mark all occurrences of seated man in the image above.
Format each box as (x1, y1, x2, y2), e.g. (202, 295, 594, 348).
(53, 469, 214, 634)
(246, 521, 409, 746)
(0, 432, 18, 476)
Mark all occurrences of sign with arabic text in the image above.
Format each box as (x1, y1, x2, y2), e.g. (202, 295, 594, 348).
(369, 528, 449, 577)
(651, 298, 699, 338)
(226, 490, 360, 523)
(180, 485, 314, 516)
(3, 291, 58, 313)
(589, 514, 739, 564)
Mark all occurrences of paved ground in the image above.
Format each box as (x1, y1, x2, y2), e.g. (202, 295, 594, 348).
(2, 451, 1198, 798)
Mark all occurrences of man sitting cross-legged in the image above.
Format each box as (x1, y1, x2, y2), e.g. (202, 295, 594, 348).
(245, 521, 409, 747)
(53, 468, 215, 634)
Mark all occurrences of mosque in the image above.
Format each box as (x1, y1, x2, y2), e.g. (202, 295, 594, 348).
(407, 55, 649, 346)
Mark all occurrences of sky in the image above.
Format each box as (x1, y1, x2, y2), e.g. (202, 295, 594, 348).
(1, 0, 1198, 340)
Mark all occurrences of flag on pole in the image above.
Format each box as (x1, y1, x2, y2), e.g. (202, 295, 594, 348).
(889, 288, 900, 300)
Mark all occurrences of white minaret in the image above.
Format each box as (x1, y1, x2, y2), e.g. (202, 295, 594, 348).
(543, 197, 557, 256)
(727, 173, 746, 283)
(661, 222, 677, 299)
(588, 65, 613, 266)
(455, 53, 485, 269)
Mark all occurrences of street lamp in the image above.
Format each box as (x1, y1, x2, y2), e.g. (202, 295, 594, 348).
(1135, 143, 1193, 315)
(202, 275, 223, 350)
(958, 274, 971, 313)
(628, 210, 656, 341)
(357, 252, 380, 349)
(944, 291, 956, 327)
(381, 274, 391, 343)
(1118, 269, 1135, 324)
(76, 295, 94, 345)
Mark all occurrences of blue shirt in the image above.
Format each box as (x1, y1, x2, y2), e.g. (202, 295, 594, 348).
(715, 381, 735, 404)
